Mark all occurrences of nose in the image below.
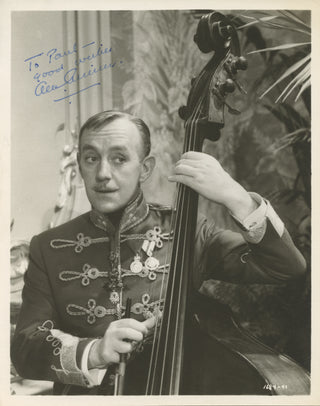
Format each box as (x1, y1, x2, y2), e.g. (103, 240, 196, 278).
(96, 158, 112, 181)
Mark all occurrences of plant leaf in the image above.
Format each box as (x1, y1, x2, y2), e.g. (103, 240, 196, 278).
(275, 63, 310, 103)
(278, 10, 311, 31)
(255, 21, 310, 35)
(280, 74, 309, 103)
(237, 15, 278, 29)
(259, 54, 310, 99)
(240, 15, 310, 35)
(263, 103, 308, 132)
(248, 42, 310, 54)
(295, 78, 311, 101)
(273, 128, 310, 151)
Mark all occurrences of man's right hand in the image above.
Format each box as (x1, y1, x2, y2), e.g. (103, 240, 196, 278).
(88, 317, 156, 369)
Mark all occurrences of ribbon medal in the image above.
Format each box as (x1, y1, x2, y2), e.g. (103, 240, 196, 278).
(130, 254, 144, 274)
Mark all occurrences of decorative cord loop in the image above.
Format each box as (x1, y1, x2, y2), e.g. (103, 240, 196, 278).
(122, 264, 169, 281)
(50, 234, 109, 253)
(131, 294, 164, 319)
(59, 264, 108, 286)
(66, 299, 116, 325)
(240, 250, 251, 264)
(121, 227, 173, 246)
(37, 319, 54, 332)
(37, 320, 61, 356)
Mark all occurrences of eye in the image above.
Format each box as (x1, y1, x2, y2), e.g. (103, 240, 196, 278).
(84, 155, 99, 164)
(112, 155, 127, 165)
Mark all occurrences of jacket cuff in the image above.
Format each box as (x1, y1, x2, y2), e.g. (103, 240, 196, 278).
(231, 192, 284, 244)
(50, 329, 92, 387)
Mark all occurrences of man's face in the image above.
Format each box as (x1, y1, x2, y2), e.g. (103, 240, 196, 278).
(78, 118, 147, 214)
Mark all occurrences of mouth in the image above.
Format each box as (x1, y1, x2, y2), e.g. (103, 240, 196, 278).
(94, 187, 119, 194)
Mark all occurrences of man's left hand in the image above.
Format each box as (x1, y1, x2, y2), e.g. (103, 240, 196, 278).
(168, 151, 257, 221)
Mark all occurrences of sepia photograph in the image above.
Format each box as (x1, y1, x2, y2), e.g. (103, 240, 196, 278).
(2, 1, 319, 404)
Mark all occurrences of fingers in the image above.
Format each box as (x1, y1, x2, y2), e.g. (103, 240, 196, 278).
(106, 319, 151, 347)
(113, 340, 134, 354)
(113, 318, 149, 335)
(181, 151, 210, 160)
(173, 163, 196, 177)
(93, 317, 158, 366)
(175, 158, 202, 168)
(168, 174, 194, 188)
(142, 316, 157, 330)
(181, 151, 204, 160)
(114, 327, 144, 342)
(179, 152, 222, 170)
(172, 153, 220, 177)
(169, 158, 202, 183)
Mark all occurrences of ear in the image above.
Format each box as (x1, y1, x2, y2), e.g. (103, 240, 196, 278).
(139, 156, 156, 183)
(77, 152, 83, 177)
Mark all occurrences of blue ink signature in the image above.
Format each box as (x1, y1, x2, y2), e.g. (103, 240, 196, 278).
(33, 63, 64, 82)
(34, 61, 121, 97)
(46, 42, 111, 65)
(25, 41, 120, 102)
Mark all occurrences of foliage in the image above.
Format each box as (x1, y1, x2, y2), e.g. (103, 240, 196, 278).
(239, 10, 311, 102)
(232, 10, 311, 207)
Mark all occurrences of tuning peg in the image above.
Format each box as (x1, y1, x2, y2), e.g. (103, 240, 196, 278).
(219, 24, 232, 39)
(218, 79, 235, 95)
(178, 105, 190, 120)
(211, 87, 241, 115)
(226, 104, 241, 115)
(231, 56, 248, 73)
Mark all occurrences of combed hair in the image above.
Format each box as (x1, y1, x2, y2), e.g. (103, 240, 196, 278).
(79, 110, 151, 158)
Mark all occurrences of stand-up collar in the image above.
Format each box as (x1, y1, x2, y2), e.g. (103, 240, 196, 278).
(89, 189, 149, 234)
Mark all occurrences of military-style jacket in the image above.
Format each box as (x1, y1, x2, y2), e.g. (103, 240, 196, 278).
(11, 190, 306, 395)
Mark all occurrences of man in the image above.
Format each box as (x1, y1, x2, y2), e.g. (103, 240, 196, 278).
(11, 110, 306, 395)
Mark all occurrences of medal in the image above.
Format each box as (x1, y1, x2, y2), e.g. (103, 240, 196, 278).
(130, 254, 143, 274)
(142, 239, 156, 256)
(145, 256, 160, 271)
(142, 239, 149, 253)
(146, 241, 156, 257)
(109, 291, 120, 304)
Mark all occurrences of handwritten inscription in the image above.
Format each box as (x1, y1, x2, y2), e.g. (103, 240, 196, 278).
(24, 41, 123, 103)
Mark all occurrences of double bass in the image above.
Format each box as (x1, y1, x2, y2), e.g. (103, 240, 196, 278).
(122, 11, 310, 396)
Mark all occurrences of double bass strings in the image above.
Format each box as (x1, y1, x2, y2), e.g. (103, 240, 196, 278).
(145, 160, 181, 393)
(146, 89, 205, 393)
(145, 141, 189, 393)
(167, 105, 203, 393)
(145, 86, 206, 393)
(145, 182, 178, 393)
(146, 91, 206, 393)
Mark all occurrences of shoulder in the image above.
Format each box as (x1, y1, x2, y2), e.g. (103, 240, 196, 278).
(33, 212, 92, 243)
(27, 212, 97, 264)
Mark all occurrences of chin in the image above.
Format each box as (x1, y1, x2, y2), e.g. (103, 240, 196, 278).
(94, 202, 124, 214)
(88, 190, 138, 215)
(91, 196, 130, 215)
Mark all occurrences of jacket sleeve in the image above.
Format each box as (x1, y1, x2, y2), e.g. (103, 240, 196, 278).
(11, 235, 96, 387)
(193, 204, 306, 289)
